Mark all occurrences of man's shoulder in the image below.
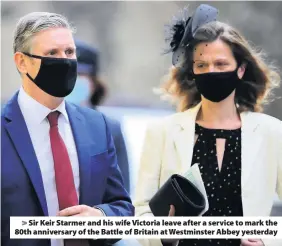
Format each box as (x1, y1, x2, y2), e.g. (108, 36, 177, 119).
(66, 103, 123, 136)
(70, 104, 119, 123)
(67, 103, 105, 122)
(96, 106, 121, 129)
(103, 116, 121, 133)
(1, 93, 18, 117)
(1, 103, 8, 119)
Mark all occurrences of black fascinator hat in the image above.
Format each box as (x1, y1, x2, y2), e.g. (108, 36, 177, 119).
(165, 4, 219, 66)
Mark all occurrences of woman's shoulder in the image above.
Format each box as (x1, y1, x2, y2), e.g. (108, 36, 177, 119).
(244, 111, 281, 127)
(146, 108, 195, 134)
(243, 111, 282, 139)
(148, 109, 282, 135)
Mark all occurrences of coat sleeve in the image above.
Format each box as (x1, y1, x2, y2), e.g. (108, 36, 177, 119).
(262, 120, 282, 246)
(133, 120, 166, 246)
(134, 120, 164, 216)
(276, 120, 282, 200)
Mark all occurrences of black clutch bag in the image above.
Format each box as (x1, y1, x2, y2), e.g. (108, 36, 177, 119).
(149, 174, 206, 216)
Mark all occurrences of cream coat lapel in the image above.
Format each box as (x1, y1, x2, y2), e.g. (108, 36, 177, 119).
(240, 111, 262, 215)
(172, 104, 202, 175)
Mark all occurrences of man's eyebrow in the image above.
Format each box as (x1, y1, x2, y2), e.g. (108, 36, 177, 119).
(42, 47, 58, 53)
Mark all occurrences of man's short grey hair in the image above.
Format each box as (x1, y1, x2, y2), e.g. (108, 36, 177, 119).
(13, 12, 76, 53)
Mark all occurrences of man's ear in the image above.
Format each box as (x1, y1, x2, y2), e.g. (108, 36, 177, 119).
(14, 52, 28, 74)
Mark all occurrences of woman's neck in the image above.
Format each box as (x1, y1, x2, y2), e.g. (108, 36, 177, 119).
(196, 98, 241, 129)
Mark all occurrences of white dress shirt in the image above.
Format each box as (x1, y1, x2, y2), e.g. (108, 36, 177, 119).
(18, 87, 80, 246)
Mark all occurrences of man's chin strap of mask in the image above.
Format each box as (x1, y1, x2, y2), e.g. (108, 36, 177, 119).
(22, 52, 41, 82)
(21, 52, 77, 98)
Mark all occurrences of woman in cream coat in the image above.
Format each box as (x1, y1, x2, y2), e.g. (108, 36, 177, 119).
(134, 5, 282, 246)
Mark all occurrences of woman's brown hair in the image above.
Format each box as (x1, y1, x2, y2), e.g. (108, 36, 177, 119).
(159, 21, 280, 112)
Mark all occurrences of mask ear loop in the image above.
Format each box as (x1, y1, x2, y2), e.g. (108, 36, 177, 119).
(234, 61, 245, 110)
(22, 52, 43, 60)
(21, 52, 43, 82)
(190, 61, 196, 81)
(26, 72, 36, 83)
(236, 63, 241, 72)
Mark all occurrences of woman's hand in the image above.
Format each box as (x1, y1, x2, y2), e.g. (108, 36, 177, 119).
(161, 205, 179, 245)
(241, 239, 264, 246)
(168, 205, 175, 216)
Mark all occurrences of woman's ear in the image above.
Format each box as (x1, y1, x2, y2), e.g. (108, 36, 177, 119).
(238, 62, 247, 79)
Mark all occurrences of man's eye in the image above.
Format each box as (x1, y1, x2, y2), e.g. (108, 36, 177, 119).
(49, 50, 57, 56)
(66, 49, 74, 55)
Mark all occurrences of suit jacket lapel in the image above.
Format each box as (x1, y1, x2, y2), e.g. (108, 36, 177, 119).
(66, 103, 92, 205)
(3, 93, 48, 216)
(240, 111, 262, 215)
(172, 104, 202, 174)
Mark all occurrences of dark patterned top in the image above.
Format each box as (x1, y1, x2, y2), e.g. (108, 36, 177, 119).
(179, 123, 243, 246)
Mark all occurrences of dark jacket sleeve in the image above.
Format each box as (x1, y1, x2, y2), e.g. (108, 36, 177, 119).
(93, 115, 134, 245)
(95, 115, 134, 217)
(107, 119, 130, 194)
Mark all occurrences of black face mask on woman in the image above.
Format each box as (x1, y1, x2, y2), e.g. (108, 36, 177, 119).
(23, 52, 77, 97)
(193, 68, 242, 102)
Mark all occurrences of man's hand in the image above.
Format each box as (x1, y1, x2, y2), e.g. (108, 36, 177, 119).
(241, 239, 264, 246)
(57, 205, 104, 217)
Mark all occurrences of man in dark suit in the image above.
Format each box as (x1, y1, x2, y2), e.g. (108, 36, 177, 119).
(66, 39, 130, 194)
(1, 12, 134, 246)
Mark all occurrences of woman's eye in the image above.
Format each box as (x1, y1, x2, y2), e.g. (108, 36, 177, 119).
(216, 62, 228, 67)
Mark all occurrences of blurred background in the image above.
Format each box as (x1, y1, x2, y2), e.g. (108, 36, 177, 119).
(2, 1, 282, 224)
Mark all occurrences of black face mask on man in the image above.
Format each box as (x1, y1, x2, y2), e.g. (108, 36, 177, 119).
(193, 68, 242, 102)
(23, 52, 77, 97)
